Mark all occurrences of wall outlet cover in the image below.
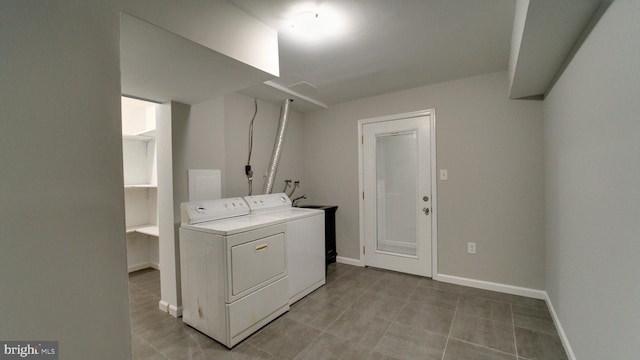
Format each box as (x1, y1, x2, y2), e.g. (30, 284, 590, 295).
(467, 242, 476, 254)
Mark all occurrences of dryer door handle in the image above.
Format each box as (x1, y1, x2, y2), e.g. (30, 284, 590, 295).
(255, 244, 268, 252)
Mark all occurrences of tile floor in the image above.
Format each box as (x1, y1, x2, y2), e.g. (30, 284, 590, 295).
(129, 263, 567, 360)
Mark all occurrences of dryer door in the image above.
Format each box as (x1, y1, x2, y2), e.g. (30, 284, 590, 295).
(226, 224, 287, 302)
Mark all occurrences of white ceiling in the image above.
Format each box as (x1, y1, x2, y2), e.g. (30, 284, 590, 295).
(231, 0, 516, 108)
(120, 1, 609, 111)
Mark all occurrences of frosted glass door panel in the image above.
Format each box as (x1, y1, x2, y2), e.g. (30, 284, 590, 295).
(375, 132, 417, 256)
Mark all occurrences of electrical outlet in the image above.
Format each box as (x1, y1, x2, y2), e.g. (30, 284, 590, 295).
(467, 242, 476, 254)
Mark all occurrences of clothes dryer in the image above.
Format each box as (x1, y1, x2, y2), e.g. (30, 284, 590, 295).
(244, 193, 325, 303)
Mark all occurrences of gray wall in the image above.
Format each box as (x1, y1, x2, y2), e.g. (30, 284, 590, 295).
(163, 93, 305, 200)
(303, 71, 545, 289)
(224, 93, 305, 198)
(543, 1, 640, 359)
(0, 2, 132, 359)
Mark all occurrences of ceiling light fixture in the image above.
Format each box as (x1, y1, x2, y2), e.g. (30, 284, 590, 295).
(285, 3, 347, 43)
(291, 11, 322, 34)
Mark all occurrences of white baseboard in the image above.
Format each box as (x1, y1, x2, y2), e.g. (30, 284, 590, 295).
(336, 256, 363, 267)
(159, 300, 182, 318)
(158, 300, 169, 313)
(434, 273, 546, 299)
(169, 304, 182, 317)
(545, 293, 576, 360)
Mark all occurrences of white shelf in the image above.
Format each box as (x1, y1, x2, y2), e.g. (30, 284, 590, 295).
(123, 129, 156, 141)
(126, 224, 159, 237)
(124, 184, 157, 189)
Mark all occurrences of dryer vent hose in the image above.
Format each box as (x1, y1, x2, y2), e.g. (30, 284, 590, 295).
(263, 98, 293, 194)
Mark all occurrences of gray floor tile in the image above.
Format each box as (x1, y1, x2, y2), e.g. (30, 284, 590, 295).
(140, 318, 191, 345)
(443, 339, 516, 360)
(513, 311, 558, 335)
(128, 266, 566, 360)
(161, 342, 205, 360)
(248, 317, 321, 360)
(132, 339, 165, 359)
(285, 296, 347, 331)
(512, 304, 552, 320)
(293, 332, 371, 360)
(395, 302, 454, 335)
(350, 291, 405, 321)
(150, 331, 203, 357)
(309, 282, 367, 307)
(228, 343, 278, 360)
(325, 263, 356, 283)
(134, 351, 171, 360)
(512, 304, 556, 334)
(418, 278, 462, 293)
(461, 287, 511, 303)
(450, 313, 516, 354)
(379, 270, 423, 282)
(457, 295, 513, 324)
(409, 286, 460, 311)
(510, 295, 548, 310)
(368, 277, 420, 301)
(368, 351, 399, 360)
(325, 307, 391, 347)
(131, 311, 178, 337)
(515, 327, 567, 360)
(374, 322, 447, 360)
(335, 270, 382, 290)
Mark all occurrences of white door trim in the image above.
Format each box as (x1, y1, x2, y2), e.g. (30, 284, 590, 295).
(357, 109, 438, 277)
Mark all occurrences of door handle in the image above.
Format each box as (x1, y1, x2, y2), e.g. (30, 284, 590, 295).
(255, 244, 268, 251)
(423, 207, 430, 215)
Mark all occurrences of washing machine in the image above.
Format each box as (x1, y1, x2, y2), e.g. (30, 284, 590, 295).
(179, 197, 290, 348)
(179, 193, 325, 347)
(244, 193, 326, 304)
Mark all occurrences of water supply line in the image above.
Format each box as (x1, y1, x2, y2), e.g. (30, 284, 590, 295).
(292, 194, 307, 207)
(263, 98, 293, 194)
(282, 179, 292, 193)
(245, 98, 258, 195)
(288, 180, 300, 198)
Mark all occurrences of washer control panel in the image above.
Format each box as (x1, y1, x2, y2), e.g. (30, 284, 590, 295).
(244, 193, 292, 212)
(181, 197, 249, 224)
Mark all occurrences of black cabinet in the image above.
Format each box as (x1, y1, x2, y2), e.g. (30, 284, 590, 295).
(299, 205, 338, 269)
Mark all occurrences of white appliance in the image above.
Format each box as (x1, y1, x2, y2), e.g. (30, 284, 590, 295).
(244, 193, 325, 304)
(179, 197, 289, 348)
(179, 193, 325, 348)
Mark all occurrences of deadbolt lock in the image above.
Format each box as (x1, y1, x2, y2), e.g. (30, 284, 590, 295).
(423, 196, 429, 202)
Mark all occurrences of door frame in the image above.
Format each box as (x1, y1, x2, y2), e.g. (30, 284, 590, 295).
(357, 109, 438, 277)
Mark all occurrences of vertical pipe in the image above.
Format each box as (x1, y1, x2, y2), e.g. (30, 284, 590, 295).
(263, 98, 293, 194)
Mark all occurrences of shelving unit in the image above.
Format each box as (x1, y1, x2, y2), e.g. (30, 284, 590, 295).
(126, 224, 159, 237)
(122, 97, 159, 273)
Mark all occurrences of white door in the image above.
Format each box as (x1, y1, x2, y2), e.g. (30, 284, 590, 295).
(362, 113, 432, 277)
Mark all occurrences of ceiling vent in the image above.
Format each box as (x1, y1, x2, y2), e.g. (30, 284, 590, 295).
(288, 81, 317, 96)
